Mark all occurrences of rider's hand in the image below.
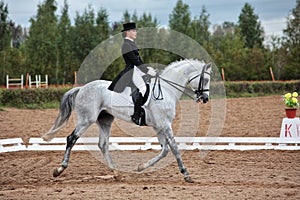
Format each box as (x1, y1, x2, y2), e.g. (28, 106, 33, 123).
(147, 67, 157, 77)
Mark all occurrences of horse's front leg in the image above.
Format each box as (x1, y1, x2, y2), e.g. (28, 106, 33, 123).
(53, 129, 79, 177)
(165, 127, 193, 183)
(97, 112, 121, 180)
(137, 129, 169, 171)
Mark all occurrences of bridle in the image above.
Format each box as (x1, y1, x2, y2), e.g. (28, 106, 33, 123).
(152, 66, 211, 103)
(187, 67, 211, 102)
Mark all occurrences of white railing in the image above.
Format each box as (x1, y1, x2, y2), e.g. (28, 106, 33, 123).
(0, 138, 26, 153)
(29, 75, 48, 88)
(27, 137, 300, 151)
(6, 75, 23, 89)
(1, 137, 299, 153)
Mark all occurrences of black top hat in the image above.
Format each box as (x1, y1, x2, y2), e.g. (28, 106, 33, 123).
(121, 22, 137, 32)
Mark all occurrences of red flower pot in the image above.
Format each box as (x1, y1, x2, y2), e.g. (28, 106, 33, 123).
(285, 108, 297, 118)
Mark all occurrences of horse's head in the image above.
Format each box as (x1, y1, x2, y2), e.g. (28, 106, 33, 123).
(188, 62, 212, 104)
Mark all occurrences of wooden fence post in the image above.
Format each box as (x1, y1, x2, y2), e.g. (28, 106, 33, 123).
(269, 67, 275, 81)
(221, 68, 225, 81)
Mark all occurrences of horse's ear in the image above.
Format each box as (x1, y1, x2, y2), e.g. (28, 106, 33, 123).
(205, 62, 212, 72)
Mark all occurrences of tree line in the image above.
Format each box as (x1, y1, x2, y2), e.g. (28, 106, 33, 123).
(0, 0, 299, 85)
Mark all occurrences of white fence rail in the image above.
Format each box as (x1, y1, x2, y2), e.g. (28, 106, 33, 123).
(27, 137, 300, 151)
(0, 138, 26, 153)
(29, 75, 48, 88)
(6, 75, 23, 89)
(1, 137, 299, 153)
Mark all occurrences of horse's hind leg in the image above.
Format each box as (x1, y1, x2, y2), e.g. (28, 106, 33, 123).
(53, 122, 91, 177)
(137, 129, 169, 171)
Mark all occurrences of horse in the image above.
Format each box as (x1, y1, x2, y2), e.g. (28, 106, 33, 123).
(42, 59, 212, 183)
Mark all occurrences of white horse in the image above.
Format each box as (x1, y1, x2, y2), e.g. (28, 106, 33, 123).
(42, 59, 212, 183)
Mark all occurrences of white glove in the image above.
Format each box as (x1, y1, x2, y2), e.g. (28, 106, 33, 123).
(147, 67, 156, 77)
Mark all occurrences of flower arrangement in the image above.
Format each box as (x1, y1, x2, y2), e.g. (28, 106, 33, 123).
(283, 92, 299, 109)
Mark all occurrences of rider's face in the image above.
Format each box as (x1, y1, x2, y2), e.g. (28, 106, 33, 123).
(126, 29, 137, 40)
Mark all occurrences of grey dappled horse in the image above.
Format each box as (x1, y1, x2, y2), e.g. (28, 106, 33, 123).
(42, 59, 212, 183)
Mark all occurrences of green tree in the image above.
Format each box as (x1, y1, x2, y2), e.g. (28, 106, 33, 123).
(70, 6, 112, 83)
(131, 10, 138, 22)
(111, 21, 122, 34)
(168, 0, 191, 61)
(10, 23, 24, 48)
(245, 47, 269, 80)
(0, 48, 26, 77)
(190, 6, 210, 45)
(0, 1, 28, 85)
(0, 1, 11, 51)
(283, 0, 300, 79)
(70, 5, 100, 66)
(123, 10, 131, 23)
(211, 27, 247, 80)
(267, 36, 287, 79)
(138, 12, 157, 27)
(96, 7, 110, 42)
(169, 0, 191, 35)
(238, 3, 264, 48)
(137, 13, 162, 66)
(25, 0, 58, 82)
(213, 21, 235, 37)
(110, 10, 131, 34)
(57, 0, 73, 84)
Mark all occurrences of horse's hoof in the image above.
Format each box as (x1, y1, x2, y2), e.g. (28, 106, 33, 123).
(113, 174, 122, 181)
(42, 135, 53, 142)
(184, 176, 194, 183)
(53, 167, 64, 177)
(113, 171, 122, 181)
(137, 164, 145, 172)
(53, 168, 60, 177)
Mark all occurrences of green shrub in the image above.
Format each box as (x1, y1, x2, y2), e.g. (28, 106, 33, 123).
(0, 81, 299, 108)
(225, 80, 300, 97)
(0, 87, 72, 108)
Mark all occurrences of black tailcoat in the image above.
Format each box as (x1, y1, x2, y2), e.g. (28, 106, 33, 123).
(108, 39, 148, 93)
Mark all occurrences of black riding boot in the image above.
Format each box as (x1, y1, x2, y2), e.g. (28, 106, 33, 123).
(131, 92, 144, 125)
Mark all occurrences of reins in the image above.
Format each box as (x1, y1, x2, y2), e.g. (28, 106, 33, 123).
(151, 74, 164, 100)
(151, 67, 211, 101)
(151, 74, 197, 101)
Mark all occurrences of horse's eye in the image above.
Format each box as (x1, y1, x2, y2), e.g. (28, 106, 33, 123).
(204, 78, 209, 85)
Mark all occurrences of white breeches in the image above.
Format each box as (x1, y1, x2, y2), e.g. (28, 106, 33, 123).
(133, 66, 147, 95)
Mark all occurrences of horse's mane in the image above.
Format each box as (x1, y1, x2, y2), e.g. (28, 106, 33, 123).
(161, 59, 205, 75)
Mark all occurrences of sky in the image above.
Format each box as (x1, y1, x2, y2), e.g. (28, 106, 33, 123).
(4, 0, 297, 40)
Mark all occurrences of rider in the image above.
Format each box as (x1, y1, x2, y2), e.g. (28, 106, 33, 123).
(108, 22, 156, 125)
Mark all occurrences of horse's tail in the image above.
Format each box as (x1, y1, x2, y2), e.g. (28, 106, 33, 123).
(42, 87, 81, 141)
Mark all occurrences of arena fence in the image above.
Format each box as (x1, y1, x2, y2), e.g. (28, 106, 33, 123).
(6, 75, 24, 89)
(0, 138, 27, 153)
(28, 74, 48, 88)
(26, 137, 300, 151)
(1, 118, 299, 152)
(1, 137, 299, 153)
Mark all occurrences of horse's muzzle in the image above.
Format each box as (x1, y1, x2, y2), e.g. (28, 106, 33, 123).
(197, 93, 209, 104)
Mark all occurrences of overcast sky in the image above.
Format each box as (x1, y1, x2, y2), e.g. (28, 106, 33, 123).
(4, 0, 296, 38)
